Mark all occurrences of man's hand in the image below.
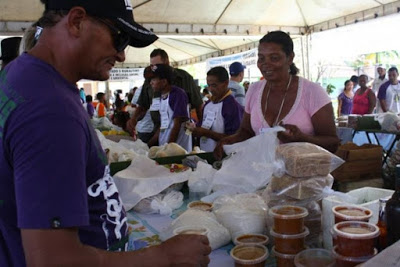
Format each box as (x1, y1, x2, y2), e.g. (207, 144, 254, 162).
(126, 118, 137, 138)
(159, 234, 211, 267)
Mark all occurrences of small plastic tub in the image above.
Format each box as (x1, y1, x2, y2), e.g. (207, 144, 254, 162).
(187, 201, 213, 212)
(294, 248, 335, 267)
(332, 245, 377, 267)
(333, 221, 379, 257)
(173, 226, 209, 236)
(270, 227, 309, 254)
(269, 205, 308, 234)
(230, 244, 269, 267)
(332, 205, 373, 224)
(234, 234, 269, 246)
(272, 246, 297, 267)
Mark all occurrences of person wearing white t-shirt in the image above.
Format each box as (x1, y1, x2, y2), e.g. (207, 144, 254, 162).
(373, 65, 388, 113)
(378, 67, 400, 113)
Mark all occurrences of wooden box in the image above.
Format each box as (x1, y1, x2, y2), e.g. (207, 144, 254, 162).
(332, 143, 382, 182)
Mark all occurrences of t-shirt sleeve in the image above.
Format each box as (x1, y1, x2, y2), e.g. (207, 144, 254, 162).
(222, 97, 244, 135)
(169, 88, 189, 119)
(88, 104, 94, 117)
(6, 112, 89, 229)
(377, 83, 388, 100)
(305, 79, 332, 117)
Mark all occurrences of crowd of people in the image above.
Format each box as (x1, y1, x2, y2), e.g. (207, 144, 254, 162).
(337, 65, 400, 117)
(0, 0, 393, 266)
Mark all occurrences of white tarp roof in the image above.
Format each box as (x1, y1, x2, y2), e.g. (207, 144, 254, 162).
(1, 0, 400, 67)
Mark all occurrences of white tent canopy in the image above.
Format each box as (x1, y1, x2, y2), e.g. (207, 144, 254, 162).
(1, 0, 400, 67)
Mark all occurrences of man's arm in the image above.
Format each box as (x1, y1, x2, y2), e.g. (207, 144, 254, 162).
(22, 228, 210, 267)
(168, 117, 186, 143)
(126, 105, 147, 134)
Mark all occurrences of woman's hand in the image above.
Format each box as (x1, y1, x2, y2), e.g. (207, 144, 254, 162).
(213, 137, 232, 160)
(277, 124, 305, 143)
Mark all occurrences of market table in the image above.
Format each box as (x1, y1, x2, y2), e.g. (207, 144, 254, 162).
(125, 198, 278, 267)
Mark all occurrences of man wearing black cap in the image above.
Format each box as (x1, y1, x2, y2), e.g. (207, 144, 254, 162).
(0, 1, 210, 266)
(0, 37, 22, 71)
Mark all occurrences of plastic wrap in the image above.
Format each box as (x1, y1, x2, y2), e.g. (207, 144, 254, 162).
(148, 143, 187, 158)
(276, 142, 344, 177)
(213, 193, 268, 240)
(268, 174, 334, 200)
(133, 190, 184, 215)
(160, 209, 231, 250)
(95, 129, 137, 163)
(376, 112, 400, 132)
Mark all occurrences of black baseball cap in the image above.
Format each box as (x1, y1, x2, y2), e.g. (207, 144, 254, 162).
(44, 0, 158, 48)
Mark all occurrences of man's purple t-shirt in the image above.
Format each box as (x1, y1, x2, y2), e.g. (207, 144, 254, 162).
(0, 53, 128, 267)
(168, 86, 189, 119)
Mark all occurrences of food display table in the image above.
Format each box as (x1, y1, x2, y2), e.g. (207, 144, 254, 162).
(125, 198, 278, 267)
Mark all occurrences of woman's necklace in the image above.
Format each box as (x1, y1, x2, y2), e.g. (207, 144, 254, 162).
(264, 75, 293, 126)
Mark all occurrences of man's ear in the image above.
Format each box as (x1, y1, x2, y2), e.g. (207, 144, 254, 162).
(66, 7, 87, 38)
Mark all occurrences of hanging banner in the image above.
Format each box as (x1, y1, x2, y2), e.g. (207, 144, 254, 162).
(206, 48, 258, 71)
(109, 68, 144, 81)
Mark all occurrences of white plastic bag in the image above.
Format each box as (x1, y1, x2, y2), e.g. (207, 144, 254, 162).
(160, 209, 231, 250)
(213, 193, 268, 240)
(113, 155, 190, 211)
(119, 139, 149, 156)
(133, 190, 184, 215)
(376, 112, 400, 132)
(188, 161, 216, 199)
(208, 127, 284, 197)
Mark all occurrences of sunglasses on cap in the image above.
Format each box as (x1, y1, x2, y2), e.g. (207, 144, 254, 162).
(92, 17, 130, 52)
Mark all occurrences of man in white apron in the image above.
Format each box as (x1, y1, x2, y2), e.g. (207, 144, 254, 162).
(148, 64, 192, 152)
(187, 67, 244, 152)
(378, 67, 400, 113)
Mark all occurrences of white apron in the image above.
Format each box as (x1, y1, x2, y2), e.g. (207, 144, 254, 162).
(200, 101, 224, 152)
(159, 94, 192, 152)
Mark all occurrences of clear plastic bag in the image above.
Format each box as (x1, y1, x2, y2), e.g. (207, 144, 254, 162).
(213, 193, 268, 240)
(268, 174, 334, 200)
(160, 209, 231, 250)
(276, 142, 344, 177)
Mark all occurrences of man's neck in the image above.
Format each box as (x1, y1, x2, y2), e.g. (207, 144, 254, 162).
(379, 75, 386, 80)
(161, 84, 172, 96)
(230, 76, 241, 83)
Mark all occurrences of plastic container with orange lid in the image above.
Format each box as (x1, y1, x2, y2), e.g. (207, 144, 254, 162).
(272, 246, 298, 267)
(332, 205, 373, 224)
(332, 245, 378, 267)
(294, 248, 335, 267)
(269, 205, 308, 235)
(234, 234, 269, 246)
(270, 227, 309, 254)
(332, 221, 379, 257)
(230, 244, 269, 267)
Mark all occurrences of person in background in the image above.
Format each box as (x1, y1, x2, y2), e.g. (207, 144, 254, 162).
(373, 65, 388, 113)
(337, 80, 354, 117)
(378, 67, 400, 113)
(126, 48, 203, 136)
(202, 88, 211, 102)
(79, 87, 86, 103)
(187, 66, 244, 152)
(148, 64, 192, 151)
(0, 0, 210, 266)
(350, 75, 359, 92)
(228, 61, 246, 107)
(243, 81, 250, 93)
(215, 31, 339, 159)
(83, 95, 95, 119)
(0, 37, 22, 71)
(95, 92, 107, 118)
(352, 75, 376, 115)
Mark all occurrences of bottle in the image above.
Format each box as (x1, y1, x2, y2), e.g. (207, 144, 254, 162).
(377, 198, 388, 251)
(385, 164, 400, 246)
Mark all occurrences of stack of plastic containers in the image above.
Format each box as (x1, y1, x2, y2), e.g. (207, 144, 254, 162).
(269, 205, 309, 267)
(331, 205, 379, 267)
